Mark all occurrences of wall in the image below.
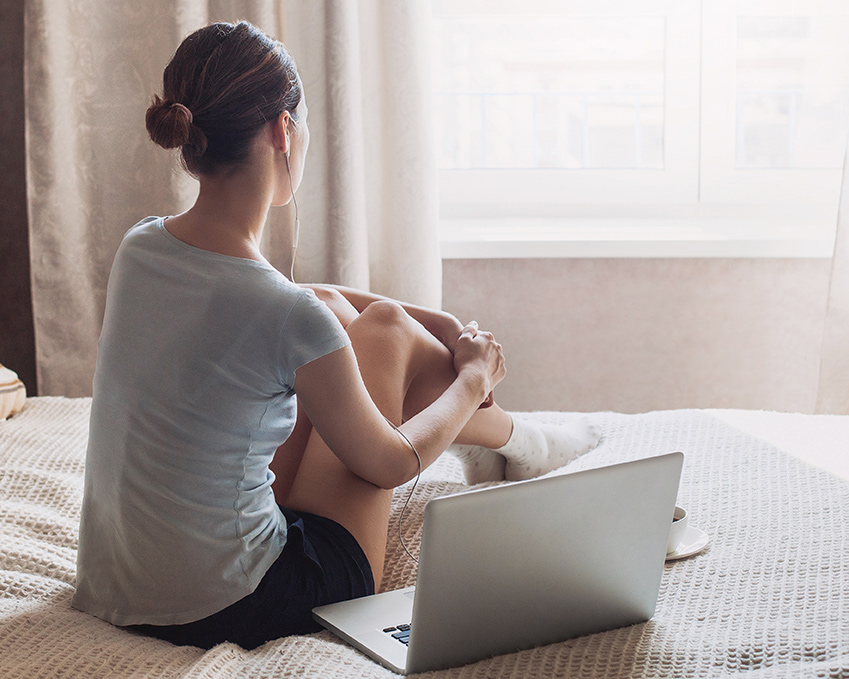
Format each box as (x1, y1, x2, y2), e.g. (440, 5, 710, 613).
(442, 258, 831, 414)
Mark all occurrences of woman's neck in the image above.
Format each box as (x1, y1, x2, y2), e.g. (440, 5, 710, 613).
(166, 163, 275, 261)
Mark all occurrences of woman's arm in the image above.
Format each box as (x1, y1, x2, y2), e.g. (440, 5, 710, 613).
(303, 284, 465, 353)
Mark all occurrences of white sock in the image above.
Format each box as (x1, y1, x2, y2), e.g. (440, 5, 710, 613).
(449, 415, 601, 484)
(448, 445, 507, 485)
(499, 416, 602, 481)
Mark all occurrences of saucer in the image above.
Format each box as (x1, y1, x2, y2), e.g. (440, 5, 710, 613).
(665, 526, 709, 561)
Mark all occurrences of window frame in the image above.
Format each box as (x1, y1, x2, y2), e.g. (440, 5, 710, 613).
(433, 0, 846, 259)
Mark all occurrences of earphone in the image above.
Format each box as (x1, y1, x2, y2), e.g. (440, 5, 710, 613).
(384, 416, 422, 565)
(284, 150, 300, 283)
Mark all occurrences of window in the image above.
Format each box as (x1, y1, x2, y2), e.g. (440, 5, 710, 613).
(431, 0, 849, 258)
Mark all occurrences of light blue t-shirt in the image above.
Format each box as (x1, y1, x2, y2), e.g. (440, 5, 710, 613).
(72, 217, 351, 626)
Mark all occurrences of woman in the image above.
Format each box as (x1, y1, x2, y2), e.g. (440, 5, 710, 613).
(71, 21, 600, 650)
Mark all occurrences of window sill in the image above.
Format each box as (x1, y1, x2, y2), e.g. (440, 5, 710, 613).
(439, 218, 836, 259)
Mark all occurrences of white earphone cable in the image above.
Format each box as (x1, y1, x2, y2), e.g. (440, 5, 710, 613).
(284, 151, 299, 283)
(384, 416, 422, 564)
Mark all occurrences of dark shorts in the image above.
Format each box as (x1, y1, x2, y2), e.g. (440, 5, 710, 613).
(130, 507, 375, 650)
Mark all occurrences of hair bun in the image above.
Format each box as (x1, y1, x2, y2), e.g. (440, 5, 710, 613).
(145, 95, 203, 151)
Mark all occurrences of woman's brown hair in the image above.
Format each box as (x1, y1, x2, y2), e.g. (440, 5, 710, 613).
(145, 21, 301, 175)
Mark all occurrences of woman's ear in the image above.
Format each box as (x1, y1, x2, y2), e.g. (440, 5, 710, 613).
(271, 111, 290, 154)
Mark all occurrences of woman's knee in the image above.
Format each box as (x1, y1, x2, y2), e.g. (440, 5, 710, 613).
(346, 300, 431, 367)
(347, 300, 457, 423)
(352, 300, 412, 337)
(351, 300, 457, 373)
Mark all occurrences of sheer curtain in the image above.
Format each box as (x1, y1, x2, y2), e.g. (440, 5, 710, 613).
(817, 138, 849, 414)
(24, 0, 439, 396)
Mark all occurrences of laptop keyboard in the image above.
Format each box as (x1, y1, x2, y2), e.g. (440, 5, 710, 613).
(382, 623, 411, 646)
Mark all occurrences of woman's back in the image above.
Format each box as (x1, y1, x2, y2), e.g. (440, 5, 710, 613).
(72, 216, 349, 626)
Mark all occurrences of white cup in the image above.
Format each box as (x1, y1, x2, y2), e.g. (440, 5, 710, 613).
(667, 505, 688, 554)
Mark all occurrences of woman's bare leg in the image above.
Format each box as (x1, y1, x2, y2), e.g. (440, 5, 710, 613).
(277, 300, 483, 589)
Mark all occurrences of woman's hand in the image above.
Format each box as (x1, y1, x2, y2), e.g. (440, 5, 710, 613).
(436, 315, 494, 407)
(452, 321, 506, 408)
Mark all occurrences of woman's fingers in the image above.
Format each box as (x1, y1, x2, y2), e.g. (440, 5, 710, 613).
(455, 321, 507, 400)
(461, 320, 479, 339)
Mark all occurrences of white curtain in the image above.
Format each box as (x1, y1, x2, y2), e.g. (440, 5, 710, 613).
(24, 0, 440, 396)
(817, 137, 849, 414)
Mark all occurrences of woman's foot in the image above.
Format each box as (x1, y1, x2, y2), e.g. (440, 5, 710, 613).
(450, 415, 601, 484)
(500, 416, 602, 481)
(449, 444, 507, 484)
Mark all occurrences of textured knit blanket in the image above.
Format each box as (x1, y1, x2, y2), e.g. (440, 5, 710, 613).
(1, 397, 847, 678)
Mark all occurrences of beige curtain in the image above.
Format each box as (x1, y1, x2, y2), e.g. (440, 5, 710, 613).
(817, 137, 849, 414)
(276, 1, 441, 304)
(25, 0, 440, 396)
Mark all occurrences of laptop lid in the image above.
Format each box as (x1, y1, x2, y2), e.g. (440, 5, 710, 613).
(314, 452, 683, 674)
(406, 451, 683, 672)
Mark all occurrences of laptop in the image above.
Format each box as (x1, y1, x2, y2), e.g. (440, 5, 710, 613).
(313, 451, 684, 674)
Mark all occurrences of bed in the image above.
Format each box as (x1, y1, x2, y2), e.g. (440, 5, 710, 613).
(1, 397, 847, 678)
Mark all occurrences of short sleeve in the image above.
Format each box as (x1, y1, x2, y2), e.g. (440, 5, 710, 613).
(277, 288, 351, 387)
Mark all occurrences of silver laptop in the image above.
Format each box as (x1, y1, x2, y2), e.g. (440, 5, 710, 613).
(313, 451, 684, 674)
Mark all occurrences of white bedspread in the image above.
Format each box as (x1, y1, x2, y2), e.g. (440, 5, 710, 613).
(1, 397, 847, 678)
